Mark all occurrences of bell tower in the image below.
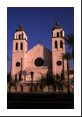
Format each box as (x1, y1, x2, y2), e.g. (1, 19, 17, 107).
(11, 25, 28, 80)
(52, 22, 67, 77)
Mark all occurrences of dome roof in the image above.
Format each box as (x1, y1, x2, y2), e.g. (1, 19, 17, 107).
(52, 22, 62, 30)
(15, 24, 25, 32)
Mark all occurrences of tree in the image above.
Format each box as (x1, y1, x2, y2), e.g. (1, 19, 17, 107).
(7, 72, 18, 92)
(7, 71, 13, 83)
(46, 72, 54, 92)
(38, 73, 54, 93)
(65, 33, 74, 59)
(62, 52, 72, 93)
(55, 74, 64, 93)
(38, 76, 47, 92)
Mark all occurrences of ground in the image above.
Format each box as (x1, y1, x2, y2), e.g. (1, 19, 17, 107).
(7, 92, 74, 109)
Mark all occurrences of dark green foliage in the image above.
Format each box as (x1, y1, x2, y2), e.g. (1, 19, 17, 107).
(46, 72, 54, 86)
(65, 33, 74, 59)
(7, 71, 12, 82)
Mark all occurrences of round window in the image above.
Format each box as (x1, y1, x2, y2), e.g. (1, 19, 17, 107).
(16, 62, 20, 67)
(57, 61, 62, 66)
(34, 58, 44, 67)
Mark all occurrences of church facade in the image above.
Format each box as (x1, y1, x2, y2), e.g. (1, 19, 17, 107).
(9, 23, 69, 93)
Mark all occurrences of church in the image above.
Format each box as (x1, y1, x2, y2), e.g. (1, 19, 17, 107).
(9, 22, 70, 93)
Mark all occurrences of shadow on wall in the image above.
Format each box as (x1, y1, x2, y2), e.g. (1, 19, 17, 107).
(43, 46, 52, 70)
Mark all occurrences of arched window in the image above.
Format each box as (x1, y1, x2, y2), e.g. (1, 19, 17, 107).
(56, 73, 60, 80)
(60, 40, 63, 48)
(16, 35, 17, 39)
(60, 31, 62, 37)
(55, 41, 57, 48)
(57, 32, 59, 37)
(15, 43, 18, 50)
(19, 73, 21, 81)
(22, 33, 24, 39)
(19, 34, 21, 39)
(20, 42, 23, 50)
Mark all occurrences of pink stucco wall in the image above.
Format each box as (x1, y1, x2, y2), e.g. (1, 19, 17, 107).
(9, 25, 72, 93)
(52, 28, 67, 76)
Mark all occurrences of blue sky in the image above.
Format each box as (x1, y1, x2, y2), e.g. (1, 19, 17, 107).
(7, 7, 74, 73)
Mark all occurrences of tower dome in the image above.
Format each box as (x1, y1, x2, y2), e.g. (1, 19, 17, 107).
(15, 24, 25, 32)
(52, 22, 62, 30)
(14, 24, 28, 41)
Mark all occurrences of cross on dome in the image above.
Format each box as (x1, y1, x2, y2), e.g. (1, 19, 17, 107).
(15, 24, 25, 32)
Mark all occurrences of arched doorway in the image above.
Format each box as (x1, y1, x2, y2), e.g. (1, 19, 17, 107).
(25, 71, 44, 93)
(25, 71, 43, 82)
